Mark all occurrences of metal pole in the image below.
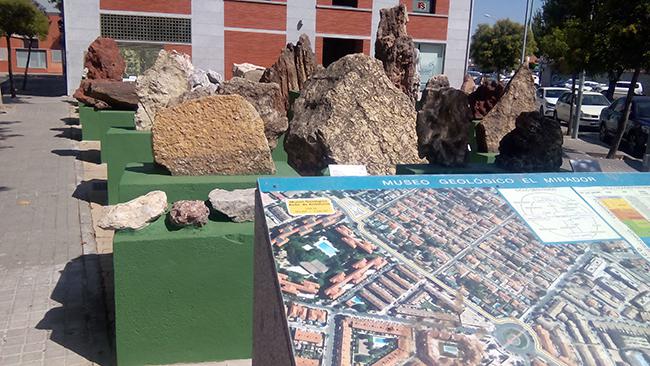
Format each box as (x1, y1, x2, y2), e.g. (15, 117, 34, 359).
(571, 70, 586, 139)
(464, 0, 475, 76)
(521, 0, 531, 64)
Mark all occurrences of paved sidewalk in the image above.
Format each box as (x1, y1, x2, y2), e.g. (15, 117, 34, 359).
(0, 96, 112, 365)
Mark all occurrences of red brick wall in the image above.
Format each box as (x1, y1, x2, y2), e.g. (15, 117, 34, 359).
(0, 14, 63, 75)
(363, 39, 370, 55)
(400, 0, 448, 14)
(316, 8, 372, 36)
(224, 1, 286, 31)
(224, 31, 286, 79)
(315, 37, 324, 64)
(407, 14, 447, 40)
(317, 0, 372, 8)
(100, 0, 191, 14)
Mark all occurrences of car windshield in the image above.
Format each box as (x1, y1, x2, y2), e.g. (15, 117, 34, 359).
(546, 90, 565, 98)
(636, 101, 650, 118)
(582, 95, 610, 106)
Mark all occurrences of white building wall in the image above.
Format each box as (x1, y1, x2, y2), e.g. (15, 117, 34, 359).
(192, 0, 225, 76)
(370, 0, 400, 56)
(444, 0, 472, 88)
(286, 0, 316, 51)
(63, 0, 100, 95)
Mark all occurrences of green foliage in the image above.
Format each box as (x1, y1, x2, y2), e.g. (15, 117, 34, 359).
(470, 19, 537, 73)
(0, 0, 49, 39)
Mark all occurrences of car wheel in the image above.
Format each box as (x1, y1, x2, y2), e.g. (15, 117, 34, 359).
(599, 123, 610, 143)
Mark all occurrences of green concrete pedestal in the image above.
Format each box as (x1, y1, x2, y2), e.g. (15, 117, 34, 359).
(114, 218, 253, 366)
(102, 128, 154, 204)
(79, 105, 135, 142)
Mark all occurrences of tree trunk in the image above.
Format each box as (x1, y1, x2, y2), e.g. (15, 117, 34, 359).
(605, 69, 622, 101)
(6, 35, 16, 98)
(567, 74, 577, 136)
(22, 37, 33, 90)
(607, 67, 642, 159)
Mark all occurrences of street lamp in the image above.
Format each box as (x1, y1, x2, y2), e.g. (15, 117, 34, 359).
(521, 0, 534, 64)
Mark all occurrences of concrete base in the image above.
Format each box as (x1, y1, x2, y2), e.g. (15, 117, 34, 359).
(79, 104, 135, 142)
(114, 218, 254, 366)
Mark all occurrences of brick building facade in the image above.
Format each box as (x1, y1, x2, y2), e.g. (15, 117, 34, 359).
(63, 0, 472, 94)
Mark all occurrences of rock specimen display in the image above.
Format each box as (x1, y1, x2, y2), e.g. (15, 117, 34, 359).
(475, 66, 536, 152)
(152, 95, 275, 176)
(460, 74, 476, 94)
(74, 80, 138, 110)
(83, 37, 125, 81)
(233, 63, 266, 81)
(374, 4, 418, 104)
(168, 200, 210, 227)
(286, 54, 422, 175)
(98, 191, 167, 231)
(419, 74, 450, 106)
(495, 111, 563, 172)
(135, 50, 193, 130)
(260, 34, 317, 109)
(189, 69, 222, 92)
(221, 77, 288, 149)
(209, 188, 255, 223)
(416, 88, 473, 166)
(468, 80, 505, 119)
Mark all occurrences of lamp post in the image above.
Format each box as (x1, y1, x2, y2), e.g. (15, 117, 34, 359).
(521, 0, 534, 65)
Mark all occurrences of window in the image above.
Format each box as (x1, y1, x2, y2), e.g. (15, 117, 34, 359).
(16, 50, 47, 69)
(415, 43, 445, 90)
(101, 13, 191, 44)
(118, 42, 163, 77)
(0, 48, 7, 61)
(332, 0, 358, 7)
(413, 0, 436, 14)
(51, 50, 62, 63)
(322, 38, 363, 67)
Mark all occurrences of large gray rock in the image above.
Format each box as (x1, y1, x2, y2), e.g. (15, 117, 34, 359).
(286, 54, 422, 175)
(209, 188, 255, 223)
(169, 200, 210, 227)
(495, 111, 563, 172)
(221, 77, 288, 149)
(416, 88, 473, 166)
(233, 62, 266, 82)
(374, 4, 418, 104)
(475, 65, 536, 152)
(98, 191, 167, 231)
(135, 50, 193, 130)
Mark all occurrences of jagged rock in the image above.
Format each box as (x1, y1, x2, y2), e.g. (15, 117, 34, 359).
(416, 88, 473, 166)
(152, 95, 275, 176)
(468, 80, 505, 119)
(286, 54, 422, 175)
(167, 86, 219, 108)
(98, 191, 167, 231)
(495, 111, 563, 172)
(208, 188, 255, 223)
(233, 63, 266, 82)
(73, 80, 138, 110)
(475, 66, 536, 152)
(168, 200, 210, 227)
(419, 74, 450, 107)
(135, 50, 193, 130)
(83, 37, 125, 81)
(261, 34, 317, 110)
(221, 77, 288, 149)
(460, 74, 476, 94)
(374, 4, 418, 104)
(189, 69, 222, 92)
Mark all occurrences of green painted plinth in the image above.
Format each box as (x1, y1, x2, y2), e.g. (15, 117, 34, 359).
(114, 218, 253, 366)
(79, 105, 135, 142)
(118, 161, 299, 203)
(470, 152, 497, 164)
(102, 128, 154, 205)
(396, 163, 507, 175)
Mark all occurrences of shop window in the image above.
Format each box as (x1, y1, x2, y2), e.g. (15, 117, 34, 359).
(415, 43, 445, 90)
(413, 0, 436, 14)
(332, 0, 358, 7)
(0, 48, 7, 61)
(322, 37, 363, 67)
(101, 13, 191, 44)
(52, 50, 62, 63)
(16, 50, 47, 69)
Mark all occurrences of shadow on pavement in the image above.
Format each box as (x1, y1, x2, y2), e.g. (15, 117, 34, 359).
(73, 179, 108, 205)
(36, 255, 115, 366)
(1, 75, 66, 97)
(52, 148, 101, 164)
(51, 127, 81, 141)
(61, 117, 80, 126)
(0, 186, 10, 192)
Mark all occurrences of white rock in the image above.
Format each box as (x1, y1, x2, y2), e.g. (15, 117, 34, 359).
(208, 188, 256, 223)
(98, 191, 168, 230)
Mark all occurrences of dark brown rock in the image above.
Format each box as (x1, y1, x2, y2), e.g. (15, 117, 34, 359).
(416, 88, 473, 166)
(495, 111, 563, 172)
(475, 66, 537, 153)
(169, 200, 210, 227)
(374, 4, 418, 104)
(460, 74, 476, 94)
(468, 80, 505, 119)
(419, 74, 450, 106)
(73, 80, 138, 110)
(83, 37, 125, 81)
(261, 34, 317, 110)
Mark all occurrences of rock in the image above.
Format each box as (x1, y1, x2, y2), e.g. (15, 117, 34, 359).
(233, 63, 266, 82)
(261, 34, 317, 110)
(495, 111, 563, 172)
(468, 79, 505, 119)
(74, 80, 138, 110)
(419, 74, 450, 107)
(152, 95, 275, 176)
(135, 50, 193, 130)
(460, 74, 476, 94)
(286, 54, 422, 175)
(416, 88, 473, 166)
(208, 188, 256, 223)
(206, 70, 223, 84)
(167, 86, 219, 108)
(98, 191, 167, 231)
(221, 77, 288, 149)
(189, 69, 222, 92)
(168, 200, 210, 227)
(475, 66, 536, 152)
(83, 37, 125, 81)
(374, 4, 418, 104)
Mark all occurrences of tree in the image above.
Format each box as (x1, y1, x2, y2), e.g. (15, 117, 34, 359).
(21, 5, 49, 90)
(470, 19, 537, 76)
(0, 0, 50, 98)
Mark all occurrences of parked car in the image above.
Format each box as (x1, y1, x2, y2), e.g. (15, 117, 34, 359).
(536, 87, 570, 118)
(554, 91, 611, 128)
(562, 80, 603, 91)
(599, 96, 650, 156)
(614, 81, 644, 96)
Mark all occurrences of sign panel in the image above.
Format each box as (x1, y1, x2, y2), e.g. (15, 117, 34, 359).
(256, 173, 650, 366)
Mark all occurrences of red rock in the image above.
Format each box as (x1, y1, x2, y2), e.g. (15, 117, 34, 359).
(74, 80, 138, 110)
(84, 37, 126, 81)
(169, 200, 210, 227)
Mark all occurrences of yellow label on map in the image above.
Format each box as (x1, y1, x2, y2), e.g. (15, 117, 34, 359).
(286, 198, 335, 216)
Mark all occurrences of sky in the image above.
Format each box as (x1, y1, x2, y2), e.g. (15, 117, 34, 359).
(471, 0, 544, 34)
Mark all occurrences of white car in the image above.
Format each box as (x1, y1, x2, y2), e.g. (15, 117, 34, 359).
(536, 87, 570, 118)
(554, 91, 611, 128)
(563, 80, 604, 91)
(614, 81, 644, 96)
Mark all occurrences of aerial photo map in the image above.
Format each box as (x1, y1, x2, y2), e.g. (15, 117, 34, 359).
(258, 173, 650, 366)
